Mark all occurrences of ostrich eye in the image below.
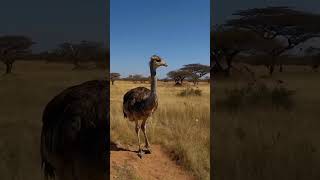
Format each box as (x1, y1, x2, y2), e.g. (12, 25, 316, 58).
(156, 59, 161, 62)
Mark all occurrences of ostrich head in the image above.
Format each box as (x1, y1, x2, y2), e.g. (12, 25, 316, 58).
(150, 55, 168, 69)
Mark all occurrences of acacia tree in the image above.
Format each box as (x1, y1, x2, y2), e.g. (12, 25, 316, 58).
(226, 6, 320, 75)
(211, 26, 282, 76)
(212, 27, 254, 76)
(204, 76, 210, 83)
(305, 47, 320, 72)
(58, 40, 104, 69)
(167, 70, 191, 86)
(0, 35, 34, 74)
(110, 72, 120, 85)
(180, 63, 210, 85)
(125, 74, 147, 83)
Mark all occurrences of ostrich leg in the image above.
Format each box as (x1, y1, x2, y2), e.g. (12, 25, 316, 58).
(141, 118, 151, 154)
(135, 120, 143, 158)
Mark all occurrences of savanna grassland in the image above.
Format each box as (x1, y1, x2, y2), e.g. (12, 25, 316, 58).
(110, 80, 210, 179)
(0, 61, 106, 180)
(213, 65, 320, 180)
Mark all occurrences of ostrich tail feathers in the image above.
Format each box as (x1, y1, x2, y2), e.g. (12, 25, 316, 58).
(42, 160, 55, 180)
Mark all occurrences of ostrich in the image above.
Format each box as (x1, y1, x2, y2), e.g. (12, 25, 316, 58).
(40, 80, 109, 180)
(123, 55, 168, 158)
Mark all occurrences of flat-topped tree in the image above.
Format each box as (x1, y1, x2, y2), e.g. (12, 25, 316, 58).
(110, 72, 121, 85)
(212, 26, 282, 76)
(0, 35, 34, 74)
(305, 47, 320, 72)
(226, 6, 320, 75)
(131, 74, 148, 83)
(212, 27, 253, 76)
(167, 69, 191, 86)
(181, 63, 210, 85)
(58, 41, 104, 69)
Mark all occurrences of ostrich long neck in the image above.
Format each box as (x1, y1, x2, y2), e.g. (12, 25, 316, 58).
(150, 64, 157, 97)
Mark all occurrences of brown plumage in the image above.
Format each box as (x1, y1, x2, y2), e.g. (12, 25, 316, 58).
(123, 87, 158, 120)
(123, 55, 167, 158)
(40, 80, 109, 180)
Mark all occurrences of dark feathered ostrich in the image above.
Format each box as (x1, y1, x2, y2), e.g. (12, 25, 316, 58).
(123, 55, 168, 158)
(40, 80, 109, 180)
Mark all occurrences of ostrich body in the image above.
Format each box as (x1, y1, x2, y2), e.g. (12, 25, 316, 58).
(123, 55, 168, 158)
(40, 80, 109, 180)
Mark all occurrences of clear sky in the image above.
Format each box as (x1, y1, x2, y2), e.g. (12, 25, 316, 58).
(0, 0, 108, 52)
(110, 0, 210, 78)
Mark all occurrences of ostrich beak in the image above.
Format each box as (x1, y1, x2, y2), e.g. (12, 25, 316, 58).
(162, 61, 168, 67)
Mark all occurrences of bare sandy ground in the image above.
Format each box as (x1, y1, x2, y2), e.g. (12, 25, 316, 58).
(110, 144, 196, 180)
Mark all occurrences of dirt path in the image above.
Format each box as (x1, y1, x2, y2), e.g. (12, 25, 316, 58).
(110, 144, 196, 180)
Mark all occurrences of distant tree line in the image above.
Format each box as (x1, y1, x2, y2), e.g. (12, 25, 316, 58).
(44, 41, 108, 70)
(0, 36, 34, 74)
(0, 35, 108, 74)
(110, 63, 210, 86)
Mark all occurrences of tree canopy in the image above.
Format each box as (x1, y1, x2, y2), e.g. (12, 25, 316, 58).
(167, 70, 191, 86)
(212, 6, 320, 76)
(0, 35, 34, 74)
(167, 63, 209, 86)
(110, 72, 121, 85)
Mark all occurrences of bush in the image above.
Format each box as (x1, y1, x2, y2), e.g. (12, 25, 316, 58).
(271, 87, 295, 110)
(178, 88, 202, 97)
(222, 83, 295, 111)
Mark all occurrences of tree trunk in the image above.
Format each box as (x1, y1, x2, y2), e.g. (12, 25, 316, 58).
(174, 80, 182, 86)
(111, 80, 114, 85)
(193, 81, 197, 86)
(181, 79, 185, 85)
(73, 57, 80, 70)
(225, 58, 232, 77)
(279, 64, 283, 72)
(269, 64, 274, 75)
(269, 56, 276, 76)
(5, 62, 13, 74)
(312, 65, 318, 72)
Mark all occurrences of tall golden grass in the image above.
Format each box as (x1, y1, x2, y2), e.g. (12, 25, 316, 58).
(110, 81, 210, 179)
(213, 67, 320, 180)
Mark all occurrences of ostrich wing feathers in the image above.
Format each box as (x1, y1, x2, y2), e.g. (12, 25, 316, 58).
(123, 87, 158, 119)
(40, 80, 109, 179)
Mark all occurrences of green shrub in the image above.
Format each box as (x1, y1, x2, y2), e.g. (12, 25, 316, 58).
(271, 87, 295, 110)
(178, 88, 202, 97)
(222, 83, 295, 111)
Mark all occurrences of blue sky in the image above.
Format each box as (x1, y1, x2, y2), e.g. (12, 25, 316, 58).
(110, 0, 210, 78)
(0, 0, 108, 52)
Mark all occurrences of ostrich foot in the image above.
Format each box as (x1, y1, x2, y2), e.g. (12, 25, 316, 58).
(137, 149, 144, 158)
(143, 146, 152, 154)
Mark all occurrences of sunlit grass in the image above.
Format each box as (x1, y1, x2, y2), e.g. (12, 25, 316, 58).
(110, 81, 210, 180)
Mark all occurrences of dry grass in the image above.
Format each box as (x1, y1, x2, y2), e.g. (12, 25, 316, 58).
(110, 81, 210, 179)
(112, 161, 142, 180)
(0, 61, 105, 180)
(212, 67, 320, 180)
